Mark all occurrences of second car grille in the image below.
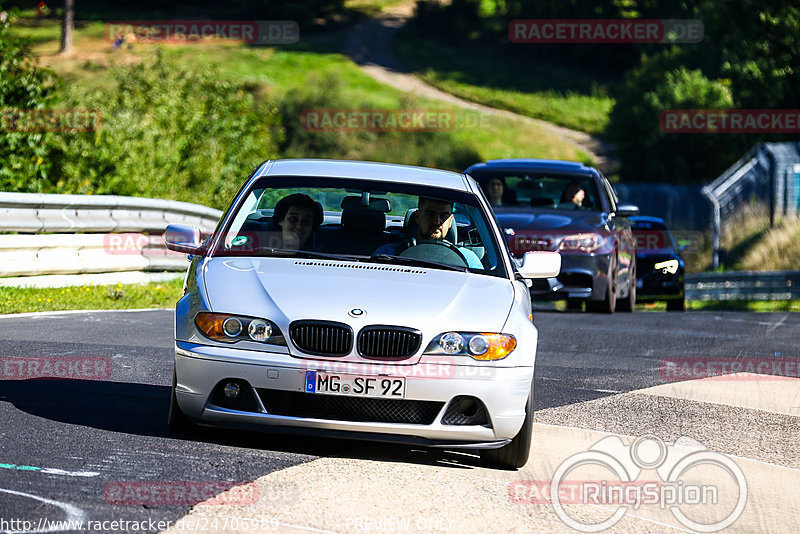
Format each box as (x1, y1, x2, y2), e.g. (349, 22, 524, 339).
(290, 321, 353, 356)
(357, 326, 422, 359)
(257, 389, 444, 425)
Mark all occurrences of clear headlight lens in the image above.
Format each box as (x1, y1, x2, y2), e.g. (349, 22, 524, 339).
(248, 319, 272, 342)
(439, 332, 466, 354)
(195, 313, 284, 345)
(558, 233, 603, 253)
(654, 259, 679, 275)
(426, 332, 517, 361)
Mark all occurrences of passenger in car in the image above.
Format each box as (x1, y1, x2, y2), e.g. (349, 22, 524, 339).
(481, 177, 516, 206)
(374, 197, 483, 269)
(560, 181, 586, 208)
(273, 193, 324, 250)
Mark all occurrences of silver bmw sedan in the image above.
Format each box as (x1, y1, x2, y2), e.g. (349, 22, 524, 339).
(165, 159, 560, 469)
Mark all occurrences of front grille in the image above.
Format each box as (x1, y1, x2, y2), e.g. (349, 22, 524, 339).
(357, 326, 422, 360)
(290, 321, 353, 356)
(257, 389, 444, 425)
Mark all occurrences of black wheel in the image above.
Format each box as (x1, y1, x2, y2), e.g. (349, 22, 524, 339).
(400, 239, 469, 267)
(586, 256, 617, 313)
(566, 298, 583, 311)
(618, 259, 636, 312)
(168, 367, 195, 433)
(667, 297, 686, 311)
(481, 381, 533, 470)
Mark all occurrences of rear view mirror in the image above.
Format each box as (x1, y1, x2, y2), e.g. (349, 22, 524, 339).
(517, 251, 561, 279)
(165, 224, 204, 255)
(616, 204, 640, 218)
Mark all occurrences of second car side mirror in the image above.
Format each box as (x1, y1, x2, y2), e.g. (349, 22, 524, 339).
(615, 204, 640, 218)
(517, 251, 561, 279)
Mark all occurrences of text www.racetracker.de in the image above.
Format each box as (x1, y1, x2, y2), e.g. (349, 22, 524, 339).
(0, 516, 283, 532)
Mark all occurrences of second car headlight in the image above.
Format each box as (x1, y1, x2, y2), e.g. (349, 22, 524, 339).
(424, 332, 516, 361)
(558, 233, 604, 253)
(653, 259, 679, 275)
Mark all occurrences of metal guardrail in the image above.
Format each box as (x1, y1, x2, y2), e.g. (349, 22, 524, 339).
(0, 193, 222, 281)
(0, 192, 222, 233)
(686, 271, 800, 301)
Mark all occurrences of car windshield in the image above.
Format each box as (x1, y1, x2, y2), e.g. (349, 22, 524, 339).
(470, 171, 601, 211)
(631, 220, 677, 250)
(212, 176, 508, 278)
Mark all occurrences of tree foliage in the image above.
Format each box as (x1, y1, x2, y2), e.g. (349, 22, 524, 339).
(0, 7, 56, 191)
(48, 52, 280, 209)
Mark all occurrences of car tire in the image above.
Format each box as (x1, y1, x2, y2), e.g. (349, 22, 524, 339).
(667, 297, 686, 311)
(480, 381, 533, 470)
(168, 367, 195, 433)
(618, 260, 636, 312)
(586, 256, 617, 314)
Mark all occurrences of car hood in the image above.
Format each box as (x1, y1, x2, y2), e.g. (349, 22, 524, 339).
(495, 209, 607, 233)
(202, 257, 514, 334)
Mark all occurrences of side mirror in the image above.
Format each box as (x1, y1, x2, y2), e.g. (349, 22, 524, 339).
(517, 251, 561, 279)
(616, 204, 639, 218)
(165, 224, 204, 255)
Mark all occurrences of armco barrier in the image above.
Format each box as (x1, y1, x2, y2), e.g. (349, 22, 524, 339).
(686, 271, 800, 301)
(0, 193, 222, 280)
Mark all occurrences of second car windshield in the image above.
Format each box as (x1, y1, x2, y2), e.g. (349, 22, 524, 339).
(471, 171, 601, 211)
(213, 177, 507, 278)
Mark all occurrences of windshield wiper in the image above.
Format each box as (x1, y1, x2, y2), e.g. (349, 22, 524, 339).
(366, 254, 469, 273)
(253, 248, 360, 262)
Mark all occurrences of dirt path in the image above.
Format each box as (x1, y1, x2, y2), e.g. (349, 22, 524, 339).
(345, 5, 618, 173)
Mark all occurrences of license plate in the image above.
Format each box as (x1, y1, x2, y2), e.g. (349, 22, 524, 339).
(304, 371, 405, 399)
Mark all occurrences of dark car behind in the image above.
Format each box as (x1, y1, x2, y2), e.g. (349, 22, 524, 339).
(629, 216, 686, 311)
(465, 159, 638, 313)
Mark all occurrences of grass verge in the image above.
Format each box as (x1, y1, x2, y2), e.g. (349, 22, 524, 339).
(393, 30, 614, 136)
(0, 278, 183, 315)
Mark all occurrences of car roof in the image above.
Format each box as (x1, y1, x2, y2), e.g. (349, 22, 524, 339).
(256, 159, 470, 190)
(464, 158, 595, 175)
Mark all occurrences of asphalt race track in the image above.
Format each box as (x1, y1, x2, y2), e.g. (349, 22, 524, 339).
(0, 309, 797, 533)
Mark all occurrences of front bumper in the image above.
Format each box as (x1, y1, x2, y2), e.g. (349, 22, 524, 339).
(174, 341, 533, 446)
(529, 253, 611, 301)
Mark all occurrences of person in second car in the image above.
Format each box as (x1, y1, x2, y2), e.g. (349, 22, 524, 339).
(560, 181, 586, 208)
(374, 197, 483, 269)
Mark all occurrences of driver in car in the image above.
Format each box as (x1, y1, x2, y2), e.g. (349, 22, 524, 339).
(374, 197, 483, 269)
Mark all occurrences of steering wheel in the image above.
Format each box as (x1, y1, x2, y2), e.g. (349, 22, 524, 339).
(399, 239, 470, 267)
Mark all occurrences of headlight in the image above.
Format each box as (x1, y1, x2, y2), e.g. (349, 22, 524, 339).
(195, 313, 285, 345)
(653, 259, 679, 275)
(425, 332, 516, 361)
(558, 233, 603, 253)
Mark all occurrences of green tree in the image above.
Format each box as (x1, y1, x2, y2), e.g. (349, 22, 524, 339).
(49, 52, 280, 209)
(608, 62, 738, 182)
(0, 7, 56, 191)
